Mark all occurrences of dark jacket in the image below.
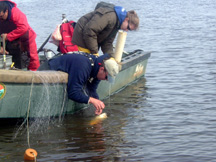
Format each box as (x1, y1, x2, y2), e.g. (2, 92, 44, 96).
(72, 2, 120, 56)
(48, 53, 109, 104)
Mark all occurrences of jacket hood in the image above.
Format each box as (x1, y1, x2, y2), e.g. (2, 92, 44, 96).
(0, 0, 16, 6)
(114, 6, 127, 27)
(0, 0, 16, 20)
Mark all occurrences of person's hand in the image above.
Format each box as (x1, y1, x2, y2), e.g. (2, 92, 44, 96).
(0, 47, 9, 55)
(1, 33, 7, 41)
(0, 34, 9, 54)
(89, 97, 105, 115)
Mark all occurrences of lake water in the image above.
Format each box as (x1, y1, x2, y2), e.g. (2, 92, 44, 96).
(1, 0, 216, 161)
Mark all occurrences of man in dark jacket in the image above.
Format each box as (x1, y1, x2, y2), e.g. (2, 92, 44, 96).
(44, 52, 120, 115)
(72, 2, 139, 57)
(0, 0, 40, 70)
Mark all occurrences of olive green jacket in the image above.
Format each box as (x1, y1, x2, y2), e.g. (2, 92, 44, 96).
(72, 2, 120, 56)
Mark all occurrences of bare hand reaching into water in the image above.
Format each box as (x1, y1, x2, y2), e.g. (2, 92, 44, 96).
(89, 97, 105, 115)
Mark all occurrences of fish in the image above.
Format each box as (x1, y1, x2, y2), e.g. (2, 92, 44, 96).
(89, 113, 108, 125)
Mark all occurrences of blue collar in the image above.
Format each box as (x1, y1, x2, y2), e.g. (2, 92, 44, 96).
(114, 6, 127, 27)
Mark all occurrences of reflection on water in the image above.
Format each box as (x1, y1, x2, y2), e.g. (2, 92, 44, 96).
(0, 78, 148, 161)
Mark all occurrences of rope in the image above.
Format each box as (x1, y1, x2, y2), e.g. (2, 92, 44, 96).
(26, 74, 35, 148)
(26, 73, 37, 161)
(59, 84, 67, 122)
(2, 35, 6, 69)
(33, 152, 37, 162)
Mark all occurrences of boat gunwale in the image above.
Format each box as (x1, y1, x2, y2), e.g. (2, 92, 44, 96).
(0, 51, 150, 84)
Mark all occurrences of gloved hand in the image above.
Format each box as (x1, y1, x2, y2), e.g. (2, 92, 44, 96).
(93, 53, 99, 56)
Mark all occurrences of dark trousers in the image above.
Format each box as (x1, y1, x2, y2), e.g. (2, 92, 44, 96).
(37, 60, 51, 71)
(6, 40, 30, 69)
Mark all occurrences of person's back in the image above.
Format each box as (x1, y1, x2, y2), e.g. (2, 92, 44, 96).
(72, 2, 119, 56)
(72, 1, 139, 57)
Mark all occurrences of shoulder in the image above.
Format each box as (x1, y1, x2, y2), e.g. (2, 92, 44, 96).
(60, 53, 89, 63)
(94, 2, 115, 15)
(66, 54, 92, 68)
(95, 7, 115, 15)
(95, 2, 115, 10)
(11, 7, 26, 20)
(11, 7, 24, 15)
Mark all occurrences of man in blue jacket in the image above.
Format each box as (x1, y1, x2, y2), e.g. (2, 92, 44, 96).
(45, 52, 120, 115)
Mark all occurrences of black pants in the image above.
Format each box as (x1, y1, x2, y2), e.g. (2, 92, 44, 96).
(37, 60, 51, 71)
(6, 40, 30, 69)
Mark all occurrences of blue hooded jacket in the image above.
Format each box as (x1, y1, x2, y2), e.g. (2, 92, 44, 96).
(48, 53, 110, 104)
(114, 6, 127, 27)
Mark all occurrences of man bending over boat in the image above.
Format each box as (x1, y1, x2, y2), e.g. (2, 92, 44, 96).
(0, 0, 40, 71)
(38, 53, 120, 115)
(72, 1, 139, 56)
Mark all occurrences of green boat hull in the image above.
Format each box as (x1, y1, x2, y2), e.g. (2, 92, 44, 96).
(0, 50, 150, 119)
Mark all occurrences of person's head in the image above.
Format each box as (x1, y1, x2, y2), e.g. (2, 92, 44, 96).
(97, 58, 120, 83)
(0, 2, 9, 21)
(121, 10, 139, 31)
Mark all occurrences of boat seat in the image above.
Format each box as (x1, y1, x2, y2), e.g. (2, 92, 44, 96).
(0, 70, 68, 83)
